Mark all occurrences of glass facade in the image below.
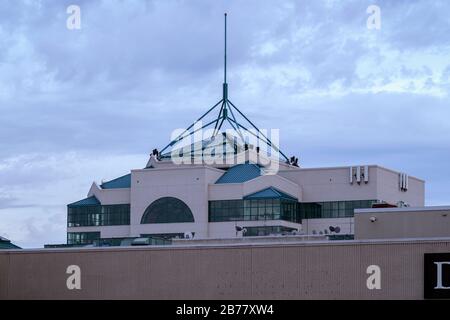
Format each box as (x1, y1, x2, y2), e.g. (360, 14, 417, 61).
(243, 226, 297, 237)
(141, 197, 194, 224)
(67, 232, 100, 245)
(67, 204, 130, 227)
(209, 199, 377, 222)
(298, 200, 377, 219)
(209, 199, 298, 222)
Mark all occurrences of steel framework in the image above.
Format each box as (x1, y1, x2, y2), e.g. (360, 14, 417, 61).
(159, 13, 289, 162)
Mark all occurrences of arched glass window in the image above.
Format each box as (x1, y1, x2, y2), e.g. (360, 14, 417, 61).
(141, 197, 194, 224)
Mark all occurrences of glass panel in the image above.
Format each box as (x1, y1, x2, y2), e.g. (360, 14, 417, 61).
(67, 204, 130, 227)
(141, 197, 194, 224)
(298, 200, 378, 219)
(208, 198, 305, 223)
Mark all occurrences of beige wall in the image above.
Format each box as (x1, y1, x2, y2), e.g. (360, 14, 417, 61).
(375, 167, 425, 207)
(1, 239, 450, 299)
(129, 166, 223, 238)
(279, 165, 425, 205)
(355, 207, 450, 240)
(279, 166, 378, 202)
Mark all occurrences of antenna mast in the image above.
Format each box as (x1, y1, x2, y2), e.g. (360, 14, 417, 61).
(158, 13, 290, 163)
(224, 13, 227, 84)
(223, 13, 228, 102)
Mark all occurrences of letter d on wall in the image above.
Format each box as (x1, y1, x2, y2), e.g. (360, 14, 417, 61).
(66, 265, 81, 290)
(366, 265, 381, 290)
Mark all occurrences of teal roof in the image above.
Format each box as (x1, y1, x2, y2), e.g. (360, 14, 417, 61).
(215, 163, 262, 184)
(244, 187, 297, 201)
(101, 174, 131, 189)
(0, 237, 21, 249)
(68, 196, 100, 207)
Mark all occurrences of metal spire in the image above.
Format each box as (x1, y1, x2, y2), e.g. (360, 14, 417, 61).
(158, 13, 290, 163)
(224, 13, 227, 86)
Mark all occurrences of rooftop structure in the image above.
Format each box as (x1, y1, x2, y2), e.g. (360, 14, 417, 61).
(0, 236, 21, 250)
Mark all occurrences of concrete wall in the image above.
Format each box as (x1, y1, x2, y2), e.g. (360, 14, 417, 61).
(1, 239, 450, 299)
(129, 166, 223, 238)
(355, 207, 450, 240)
(375, 167, 424, 207)
(279, 166, 379, 202)
(279, 165, 425, 205)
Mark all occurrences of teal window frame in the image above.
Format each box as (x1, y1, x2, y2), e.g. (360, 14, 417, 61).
(67, 204, 130, 227)
(209, 199, 298, 223)
(141, 197, 194, 224)
(298, 200, 378, 219)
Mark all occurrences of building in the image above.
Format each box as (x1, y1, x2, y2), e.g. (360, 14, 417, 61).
(355, 206, 450, 240)
(5, 206, 450, 300)
(66, 146, 424, 245)
(2, 14, 448, 301)
(65, 15, 425, 247)
(2, 237, 450, 300)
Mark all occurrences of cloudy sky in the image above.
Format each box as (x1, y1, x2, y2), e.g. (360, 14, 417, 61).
(0, 0, 449, 248)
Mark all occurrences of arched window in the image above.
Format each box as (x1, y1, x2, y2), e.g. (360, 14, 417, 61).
(141, 197, 194, 224)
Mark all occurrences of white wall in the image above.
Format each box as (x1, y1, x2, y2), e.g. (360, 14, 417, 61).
(376, 167, 425, 207)
(279, 166, 378, 202)
(129, 166, 223, 239)
(279, 165, 425, 205)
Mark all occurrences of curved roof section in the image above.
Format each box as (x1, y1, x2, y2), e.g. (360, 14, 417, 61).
(215, 163, 262, 184)
(244, 187, 297, 201)
(101, 174, 131, 189)
(68, 196, 100, 207)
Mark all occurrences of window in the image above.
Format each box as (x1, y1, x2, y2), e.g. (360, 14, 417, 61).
(298, 200, 378, 219)
(67, 204, 130, 227)
(209, 199, 298, 223)
(67, 232, 100, 245)
(141, 197, 194, 224)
